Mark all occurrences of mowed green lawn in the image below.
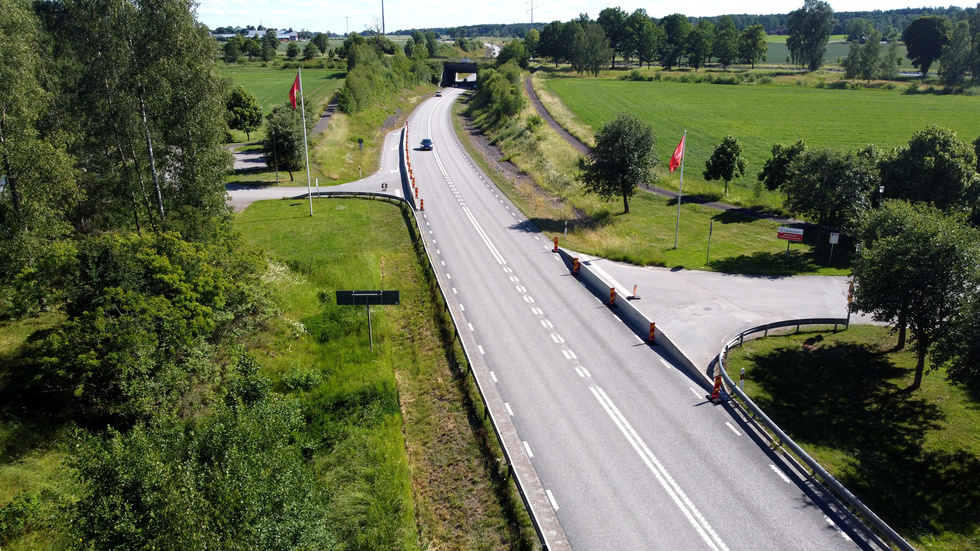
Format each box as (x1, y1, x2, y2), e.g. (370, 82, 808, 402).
(217, 64, 343, 115)
(543, 77, 980, 199)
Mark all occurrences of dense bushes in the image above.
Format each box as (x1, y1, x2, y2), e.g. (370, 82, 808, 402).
(336, 43, 442, 114)
(67, 367, 334, 550)
(23, 232, 271, 426)
(470, 60, 525, 123)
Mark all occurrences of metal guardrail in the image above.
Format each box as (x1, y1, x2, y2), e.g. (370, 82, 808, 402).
(312, 126, 567, 550)
(718, 319, 916, 551)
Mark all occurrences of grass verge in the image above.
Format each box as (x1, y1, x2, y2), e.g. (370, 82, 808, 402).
(724, 325, 980, 551)
(453, 90, 851, 275)
(235, 197, 534, 550)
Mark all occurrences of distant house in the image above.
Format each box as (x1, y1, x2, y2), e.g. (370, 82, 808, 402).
(243, 29, 298, 41)
(770, 28, 789, 36)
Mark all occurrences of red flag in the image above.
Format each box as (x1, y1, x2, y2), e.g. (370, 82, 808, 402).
(669, 134, 685, 173)
(289, 72, 300, 109)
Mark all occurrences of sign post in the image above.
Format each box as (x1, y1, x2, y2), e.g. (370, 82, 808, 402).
(336, 290, 401, 352)
(777, 226, 804, 260)
(828, 232, 839, 264)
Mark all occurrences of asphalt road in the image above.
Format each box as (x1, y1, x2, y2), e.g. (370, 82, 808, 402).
(404, 88, 886, 550)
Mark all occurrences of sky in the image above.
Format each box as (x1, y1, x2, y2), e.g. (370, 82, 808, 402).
(195, 1, 971, 35)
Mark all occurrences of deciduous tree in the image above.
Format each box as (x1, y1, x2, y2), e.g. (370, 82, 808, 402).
(878, 125, 979, 212)
(939, 20, 971, 89)
(787, 0, 835, 72)
(597, 6, 627, 68)
(902, 15, 951, 76)
(713, 16, 739, 70)
(738, 25, 768, 68)
(852, 201, 980, 390)
(758, 140, 807, 191)
(580, 112, 658, 214)
(703, 136, 746, 195)
(659, 14, 690, 70)
(225, 85, 262, 141)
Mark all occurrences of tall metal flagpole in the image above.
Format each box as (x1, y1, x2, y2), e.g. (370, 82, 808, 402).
(298, 68, 313, 216)
(673, 130, 686, 249)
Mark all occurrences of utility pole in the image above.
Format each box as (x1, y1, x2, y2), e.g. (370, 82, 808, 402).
(526, 0, 537, 24)
(381, 0, 385, 36)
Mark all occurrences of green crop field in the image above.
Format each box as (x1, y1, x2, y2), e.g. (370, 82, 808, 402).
(217, 65, 343, 115)
(542, 76, 980, 200)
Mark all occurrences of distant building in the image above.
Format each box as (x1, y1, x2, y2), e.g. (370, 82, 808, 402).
(242, 29, 298, 41)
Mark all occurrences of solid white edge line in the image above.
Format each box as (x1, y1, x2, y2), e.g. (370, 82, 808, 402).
(660, 358, 672, 369)
(770, 464, 792, 484)
(546, 489, 559, 511)
(825, 516, 852, 541)
(725, 422, 741, 436)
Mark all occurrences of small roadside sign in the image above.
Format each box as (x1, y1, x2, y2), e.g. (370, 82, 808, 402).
(777, 227, 804, 242)
(829, 233, 839, 244)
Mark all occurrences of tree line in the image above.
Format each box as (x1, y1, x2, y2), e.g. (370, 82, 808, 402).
(0, 0, 340, 545)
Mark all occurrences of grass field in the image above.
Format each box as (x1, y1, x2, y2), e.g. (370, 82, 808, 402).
(724, 325, 980, 551)
(217, 64, 344, 141)
(235, 198, 531, 550)
(540, 74, 980, 210)
(455, 93, 851, 275)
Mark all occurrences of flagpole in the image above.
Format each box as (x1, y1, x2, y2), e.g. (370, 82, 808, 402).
(673, 130, 686, 249)
(298, 68, 313, 216)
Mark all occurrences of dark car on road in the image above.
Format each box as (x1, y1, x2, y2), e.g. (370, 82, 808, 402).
(420, 138, 434, 151)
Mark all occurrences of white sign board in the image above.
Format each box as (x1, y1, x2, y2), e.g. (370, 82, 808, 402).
(829, 233, 839, 245)
(777, 227, 804, 242)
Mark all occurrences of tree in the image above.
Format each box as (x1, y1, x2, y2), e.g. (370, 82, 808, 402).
(313, 32, 329, 54)
(524, 28, 539, 58)
(939, 20, 971, 89)
(659, 14, 690, 70)
(497, 39, 530, 69)
(758, 140, 807, 191)
(261, 29, 279, 61)
(539, 20, 565, 67)
(303, 40, 318, 60)
(845, 17, 873, 41)
(686, 25, 713, 71)
(738, 25, 768, 68)
(934, 284, 980, 391)
(580, 112, 658, 214)
(703, 136, 746, 195)
(223, 35, 243, 63)
(560, 21, 584, 69)
(285, 41, 300, 59)
(971, 6, 980, 85)
(787, 0, 835, 72)
(852, 201, 980, 390)
(597, 7, 627, 68)
(782, 148, 878, 248)
(902, 15, 951, 76)
(579, 21, 613, 76)
(842, 29, 882, 81)
(713, 16, 739, 70)
(878, 125, 980, 212)
(635, 18, 665, 68)
(225, 86, 262, 141)
(263, 103, 314, 181)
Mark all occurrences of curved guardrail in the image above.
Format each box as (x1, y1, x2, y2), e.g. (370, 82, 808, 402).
(718, 319, 916, 551)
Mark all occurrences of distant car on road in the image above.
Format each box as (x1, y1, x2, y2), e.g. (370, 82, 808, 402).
(435, 90, 443, 97)
(420, 138, 434, 151)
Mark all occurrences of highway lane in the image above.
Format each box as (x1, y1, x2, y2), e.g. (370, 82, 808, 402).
(407, 88, 884, 550)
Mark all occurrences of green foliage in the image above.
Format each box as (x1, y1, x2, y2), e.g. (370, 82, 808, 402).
(471, 61, 525, 123)
(497, 39, 530, 69)
(659, 13, 690, 70)
(285, 41, 300, 60)
(523, 28, 539, 57)
(26, 232, 270, 425)
(225, 85, 262, 141)
(303, 40, 318, 61)
(902, 15, 952, 76)
(703, 135, 747, 194)
(263, 103, 315, 180)
(67, 388, 335, 550)
(580, 112, 658, 214)
(878, 125, 980, 212)
(782, 148, 878, 237)
(337, 48, 431, 115)
(713, 16, 739, 69)
(853, 201, 980, 389)
(738, 25, 768, 68)
(0, 491, 43, 544)
(787, 0, 835, 72)
(938, 20, 971, 90)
